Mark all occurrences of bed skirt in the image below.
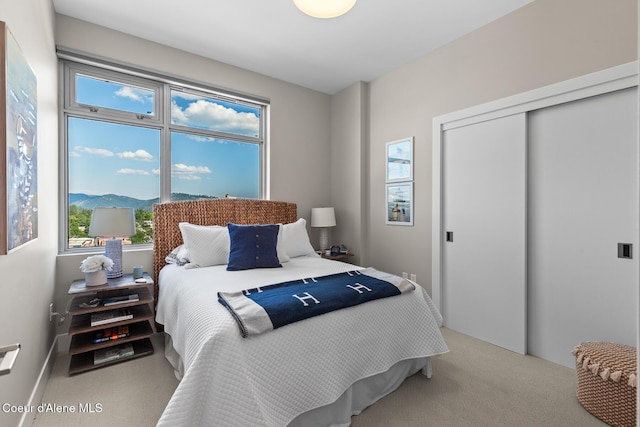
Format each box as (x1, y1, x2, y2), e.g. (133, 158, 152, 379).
(163, 334, 431, 426)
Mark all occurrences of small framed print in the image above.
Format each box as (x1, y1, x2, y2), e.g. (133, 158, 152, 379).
(386, 137, 413, 183)
(386, 182, 413, 226)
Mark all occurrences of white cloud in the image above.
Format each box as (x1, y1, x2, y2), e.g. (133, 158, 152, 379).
(172, 163, 212, 174)
(175, 175, 202, 181)
(75, 146, 114, 157)
(185, 134, 213, 143)
(172, 163, 212, 180)
(171, 100, 259, 136)
(115, 86, 152, 104)
(116, 168, 151, 176)
(116, 149, 155, 161)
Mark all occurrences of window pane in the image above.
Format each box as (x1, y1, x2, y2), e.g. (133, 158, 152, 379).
(76, 74, 155, 115)
(171, 90, 260, 137)
(67, 117, 160, 248)
(170, 132, 259, 201)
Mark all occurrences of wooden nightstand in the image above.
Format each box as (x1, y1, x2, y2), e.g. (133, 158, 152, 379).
(321, 252, 354, 263)
(67, 273, 155, 375)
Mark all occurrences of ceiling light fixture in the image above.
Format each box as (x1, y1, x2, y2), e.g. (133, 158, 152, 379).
(293, 0, 357, 19)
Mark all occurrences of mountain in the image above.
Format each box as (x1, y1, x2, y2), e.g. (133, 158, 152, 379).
(69, 193, 217, 211)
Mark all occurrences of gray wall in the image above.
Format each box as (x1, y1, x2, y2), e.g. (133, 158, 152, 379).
(0, 0, 58, 426)
(330, 82, 368, 266)
(364, 0, 637, 294)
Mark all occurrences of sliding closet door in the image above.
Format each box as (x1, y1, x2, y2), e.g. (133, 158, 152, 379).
(528, 88, 638, 368)
(442, 113, 527, 354)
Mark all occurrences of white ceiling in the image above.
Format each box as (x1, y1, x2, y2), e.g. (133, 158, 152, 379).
(52, 0, 533, 94)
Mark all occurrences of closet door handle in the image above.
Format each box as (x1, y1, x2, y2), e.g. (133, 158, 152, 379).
(618, 243, 633, 259)
(446, 231, 454, 242)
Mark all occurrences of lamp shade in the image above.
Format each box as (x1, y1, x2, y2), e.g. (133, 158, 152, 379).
(88, 207, 135, 279)
(293, 0, 357, 18)
(311, 207, 336, 228)
(88, 207, 136, 237)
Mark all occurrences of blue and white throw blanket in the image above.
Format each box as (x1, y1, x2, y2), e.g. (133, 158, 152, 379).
(218, 268, 415, 337)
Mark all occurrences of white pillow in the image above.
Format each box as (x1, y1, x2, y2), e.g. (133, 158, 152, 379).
(165, 244, 190, 266)
(178, 222, 230, 268)
(276, 224, 290, 263)
(282, 218, 315, 258)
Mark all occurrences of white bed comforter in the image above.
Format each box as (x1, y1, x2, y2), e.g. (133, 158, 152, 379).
(155, 256, 448, 427)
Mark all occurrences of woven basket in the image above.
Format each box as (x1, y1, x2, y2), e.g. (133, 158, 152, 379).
(573, 342, 637, 427)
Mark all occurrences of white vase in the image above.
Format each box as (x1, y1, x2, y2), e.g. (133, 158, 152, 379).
(85, 269, 107, 286)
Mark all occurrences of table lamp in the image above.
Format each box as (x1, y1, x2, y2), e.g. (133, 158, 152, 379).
(311, 207, 336, 251)
(88, 207, 136, 278)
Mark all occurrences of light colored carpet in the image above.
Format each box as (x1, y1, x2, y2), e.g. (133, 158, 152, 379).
(31, 333, 178, 427)
(351, 328, 608, 427)
(31, 329, 609, 427)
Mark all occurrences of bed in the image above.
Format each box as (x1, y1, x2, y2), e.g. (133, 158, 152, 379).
(152, 199, 448, 427)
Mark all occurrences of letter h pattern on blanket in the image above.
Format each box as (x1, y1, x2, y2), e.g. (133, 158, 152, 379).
(293, 292, 320, 306)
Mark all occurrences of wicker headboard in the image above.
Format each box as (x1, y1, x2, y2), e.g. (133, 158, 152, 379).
(152, 198, 298, 304)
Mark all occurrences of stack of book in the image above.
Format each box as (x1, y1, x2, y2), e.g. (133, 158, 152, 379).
(90, 309, 133, 327)
(102, 294, 139, 307)
(93, 325, 130, 343)
(93, 344, 134, 365)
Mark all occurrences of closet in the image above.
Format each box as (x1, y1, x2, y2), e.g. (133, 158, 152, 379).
(432, 63, 638, 368)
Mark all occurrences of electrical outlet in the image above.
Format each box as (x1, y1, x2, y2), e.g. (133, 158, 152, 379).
(410, 274, 417, 282)
(49, 303, 66, 325)
(402, 272, 408, 279)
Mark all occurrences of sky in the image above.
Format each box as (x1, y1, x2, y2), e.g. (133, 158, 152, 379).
(68, 76, 261, 200)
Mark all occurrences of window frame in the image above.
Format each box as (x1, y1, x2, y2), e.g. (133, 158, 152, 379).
(65, 63, 164, 125)
(59, 57, 269, 254)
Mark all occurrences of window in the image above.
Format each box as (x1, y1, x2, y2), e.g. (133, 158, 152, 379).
(170, 133, 260, 201)
(61, 60, 267, 251)
(170, 90, 260, 138)
(75, 74, 157, 117)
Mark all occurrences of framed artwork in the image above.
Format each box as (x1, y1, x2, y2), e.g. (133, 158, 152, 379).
(0, 21, 38, 254)
(386, 182, 413, 226)
(386, 137, 413, 182)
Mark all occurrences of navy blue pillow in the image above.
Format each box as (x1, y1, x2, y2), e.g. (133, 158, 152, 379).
(227, 223, 282, 271)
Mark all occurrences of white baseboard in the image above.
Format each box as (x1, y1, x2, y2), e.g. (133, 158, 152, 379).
(18, 334, 67, 427)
